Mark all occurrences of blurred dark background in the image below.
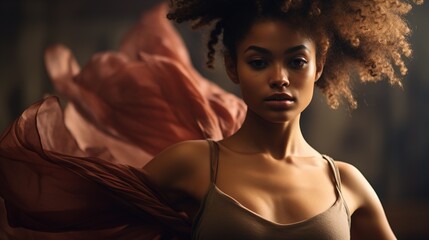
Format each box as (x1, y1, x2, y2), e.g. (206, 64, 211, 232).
(0, 0, 428, 239)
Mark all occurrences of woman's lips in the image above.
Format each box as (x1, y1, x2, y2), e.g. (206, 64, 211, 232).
(264, 93, 295, 101)
(264, 93, 295, 110)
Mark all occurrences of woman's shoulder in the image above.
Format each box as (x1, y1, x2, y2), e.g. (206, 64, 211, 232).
(334, 161, 379, 196)
(144, 139, 211, 178)
(143, 140, 212, 199)
(332, 160, 373, 207)
(153, 140, 210, 162)
(334, 161, 364, 185)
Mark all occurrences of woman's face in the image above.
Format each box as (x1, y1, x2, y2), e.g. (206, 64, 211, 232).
(226, 19, 323, 123)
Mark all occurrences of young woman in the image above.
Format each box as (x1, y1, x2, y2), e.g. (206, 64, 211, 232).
(0, 0, 423, 239)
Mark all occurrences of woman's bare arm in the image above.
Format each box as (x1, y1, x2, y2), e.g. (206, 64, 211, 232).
(337, 162, 396, 240)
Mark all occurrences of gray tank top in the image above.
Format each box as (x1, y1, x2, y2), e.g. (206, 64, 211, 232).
(192, 140, 351, 239)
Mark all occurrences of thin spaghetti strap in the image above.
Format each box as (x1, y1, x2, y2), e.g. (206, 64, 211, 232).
(322, 155, 342, 190)
(322, 154, 351, 223)
(207, 140, 220, 184)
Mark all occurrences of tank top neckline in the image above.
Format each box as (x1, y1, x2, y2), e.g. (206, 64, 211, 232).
(205, 182, 342, 228)
(191, 140, 351, 230)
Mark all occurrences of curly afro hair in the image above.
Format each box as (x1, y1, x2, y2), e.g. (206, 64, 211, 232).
(167, 0, 424, 109)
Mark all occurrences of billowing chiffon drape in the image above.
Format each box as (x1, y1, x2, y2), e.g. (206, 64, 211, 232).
(0, 3, 246, 239)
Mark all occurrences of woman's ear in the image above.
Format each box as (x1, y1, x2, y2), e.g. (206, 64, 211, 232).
(224, 54, 239, 84)
(315, 58, 325, 82)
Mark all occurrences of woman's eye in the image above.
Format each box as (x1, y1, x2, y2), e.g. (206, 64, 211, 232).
(290, 58, 308, 69)
(248, 59, 268, 69)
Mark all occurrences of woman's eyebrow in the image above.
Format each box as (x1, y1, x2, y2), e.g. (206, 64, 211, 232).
(284, 45, 309, 54)
(244, 45, 310, 55)
(244, 45, 272, 55)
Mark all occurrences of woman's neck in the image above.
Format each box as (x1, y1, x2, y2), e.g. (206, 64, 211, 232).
(221, 110, 318, 160)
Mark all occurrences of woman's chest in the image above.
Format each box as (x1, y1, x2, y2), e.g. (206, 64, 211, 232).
(212, 160, 337, 224)
(192, 185, 350, 240)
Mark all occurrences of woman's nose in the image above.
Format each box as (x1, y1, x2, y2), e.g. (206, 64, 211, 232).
(269, 66, 289, 89)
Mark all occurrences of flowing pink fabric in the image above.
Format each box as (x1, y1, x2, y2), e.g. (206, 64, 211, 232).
(0, 3, 246, 239)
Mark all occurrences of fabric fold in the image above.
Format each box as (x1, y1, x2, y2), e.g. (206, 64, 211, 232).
(1, 97, 190, 239)
(0, 2, 246, 239)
